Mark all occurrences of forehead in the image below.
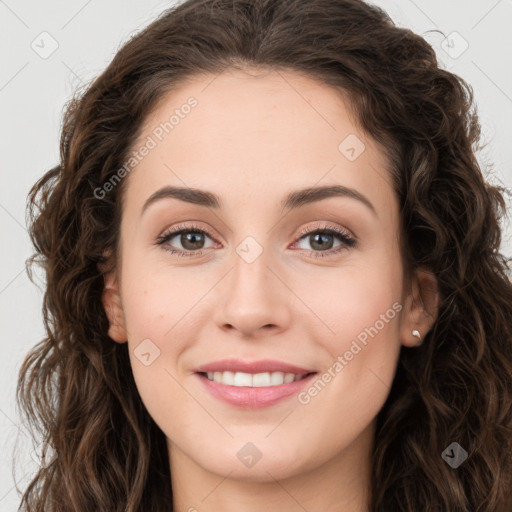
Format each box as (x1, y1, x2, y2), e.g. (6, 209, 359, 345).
(123, 68, 394, 216)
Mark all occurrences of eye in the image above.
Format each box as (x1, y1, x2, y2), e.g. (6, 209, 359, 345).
(155, 222, 356, 259)
(155, 222, 217, 257)
(292, 223, 356, 259)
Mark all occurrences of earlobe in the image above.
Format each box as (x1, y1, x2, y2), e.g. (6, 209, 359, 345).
(400, 268, 440, 347)
(101, 270, 128, 343)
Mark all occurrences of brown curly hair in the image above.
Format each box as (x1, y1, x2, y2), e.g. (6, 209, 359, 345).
(17, 0, 512, 510)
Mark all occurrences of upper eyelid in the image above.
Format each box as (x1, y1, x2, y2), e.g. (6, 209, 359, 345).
(156, 222, 356, 262)
(158, 222, 354, 245)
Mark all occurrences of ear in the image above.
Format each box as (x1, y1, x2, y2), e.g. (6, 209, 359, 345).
(101, 266, 128, 343)
(400, 267, 440, 347)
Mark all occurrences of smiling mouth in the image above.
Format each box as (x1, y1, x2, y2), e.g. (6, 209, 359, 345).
(198, 370, 317, 387)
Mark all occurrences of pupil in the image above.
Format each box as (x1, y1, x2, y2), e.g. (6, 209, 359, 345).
(182, 232, 204, 250)
(311, 233, 333, 250)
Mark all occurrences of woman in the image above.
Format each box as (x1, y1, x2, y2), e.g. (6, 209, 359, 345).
(18, 0, 512, 510)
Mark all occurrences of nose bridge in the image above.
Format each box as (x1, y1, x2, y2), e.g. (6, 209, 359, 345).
(231, 239, 278, 309)
(214, 235, 291, 336)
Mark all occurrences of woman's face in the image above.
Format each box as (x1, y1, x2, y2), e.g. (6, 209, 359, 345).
(103, 68, 430, 482)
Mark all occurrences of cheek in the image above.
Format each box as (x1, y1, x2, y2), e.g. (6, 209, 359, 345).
(294, 260, 404, 407)
(119, 266, 196, 435)
(288, 267, 403, 455)
(120, 256, 204, 339)
(294, 260, 403, 340)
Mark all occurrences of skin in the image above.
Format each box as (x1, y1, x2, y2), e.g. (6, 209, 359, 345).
(102, 67, 439, 512)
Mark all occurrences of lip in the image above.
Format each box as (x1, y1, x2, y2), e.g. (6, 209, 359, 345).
(196, 372, 317, 409)
(194, 358, 315, 375)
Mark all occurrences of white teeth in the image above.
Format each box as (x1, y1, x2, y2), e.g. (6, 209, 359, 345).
(252, 372, 271, 387)
(234, 372, 253, 386)
(221, 371, 235, 385)
(205, 371, 306, 387)
(270, 372, 284, 385)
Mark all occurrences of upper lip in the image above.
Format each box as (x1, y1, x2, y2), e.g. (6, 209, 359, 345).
(194, 358, 316, 375)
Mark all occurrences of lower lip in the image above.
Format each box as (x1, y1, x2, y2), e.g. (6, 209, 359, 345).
(196, 372, 317, 409)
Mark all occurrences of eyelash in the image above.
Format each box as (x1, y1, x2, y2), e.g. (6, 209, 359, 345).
(155, 222, 356, 259)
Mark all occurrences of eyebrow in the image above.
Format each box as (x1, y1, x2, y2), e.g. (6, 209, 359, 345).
(141, 184, 377, 217)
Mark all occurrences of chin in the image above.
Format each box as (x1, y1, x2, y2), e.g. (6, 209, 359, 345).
(190, 437, 314, 482)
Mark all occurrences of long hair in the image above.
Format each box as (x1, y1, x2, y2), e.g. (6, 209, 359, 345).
(17, 0, 512, 510)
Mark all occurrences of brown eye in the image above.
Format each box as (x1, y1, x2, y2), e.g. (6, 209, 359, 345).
(293, 225, 356, 259)
(155, 223, 216, 257)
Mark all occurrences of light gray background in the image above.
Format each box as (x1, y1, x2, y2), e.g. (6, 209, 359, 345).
(1, 1, 511, 509)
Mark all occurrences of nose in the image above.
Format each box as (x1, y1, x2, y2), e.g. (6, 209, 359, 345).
(213, 248, 292, 339)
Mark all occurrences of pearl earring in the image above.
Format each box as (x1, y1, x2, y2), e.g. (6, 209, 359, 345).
(412, 329, 422, 345)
